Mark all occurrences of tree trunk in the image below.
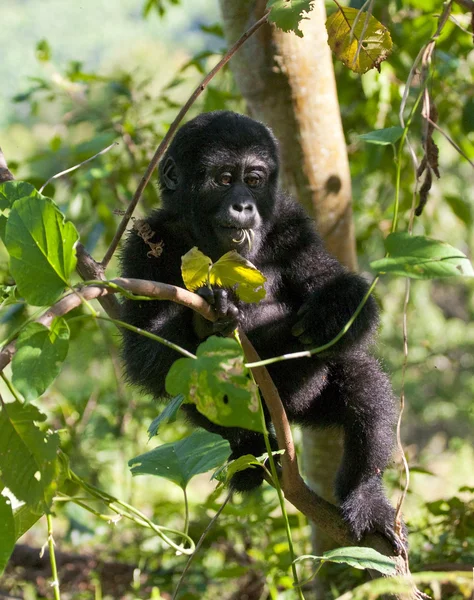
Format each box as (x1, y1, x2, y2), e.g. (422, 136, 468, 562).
(219, 0, 356, 559)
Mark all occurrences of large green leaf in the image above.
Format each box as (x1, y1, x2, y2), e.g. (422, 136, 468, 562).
(296, 546, 396, 576)
(371, 233, 474, 279)
(267, 0, 315, 38)
(166, 336, 264, 433)
(326, 7, 393, 74)
(12, 318, 70, 403)
(0, 401, 59, 510)
(5, 194, 79, 306)
(0, 495, 15, 576)
(129, 430, 231, 489)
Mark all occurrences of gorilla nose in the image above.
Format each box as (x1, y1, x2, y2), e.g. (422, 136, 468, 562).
(231, 202, 255, 214)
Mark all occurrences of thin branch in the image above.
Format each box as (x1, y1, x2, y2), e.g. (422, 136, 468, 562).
(427, 116, 474, 169)
(39, 142, 119, 193)
(172, 492, 232, 600)
(100, 10, 270, 268)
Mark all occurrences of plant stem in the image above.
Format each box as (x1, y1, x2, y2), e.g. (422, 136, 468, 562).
(46, 513, 61, 600)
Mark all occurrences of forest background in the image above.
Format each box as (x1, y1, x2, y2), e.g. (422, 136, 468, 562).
(0, 0, 473, 599)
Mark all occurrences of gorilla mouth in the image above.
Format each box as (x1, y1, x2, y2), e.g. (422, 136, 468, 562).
(220, 226, 255, 250)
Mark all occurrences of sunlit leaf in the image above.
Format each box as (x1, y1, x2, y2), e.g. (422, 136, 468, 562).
(210, 251, 267, 303)
(5, 194, 79, 306)
(12, 318, 70, 403)
(129, 430, 230, 489)
(371, 233, 474, 279)
(326, 7, 393, 74)
(267, 0, 315, 38)
(166, 336, 264, 433)
(181, 247, 212, 291)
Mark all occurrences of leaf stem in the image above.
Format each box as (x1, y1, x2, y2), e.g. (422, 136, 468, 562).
(69, 470, 195, 554)
(95, 315, 197, 359)
(0, 372, 23, 403)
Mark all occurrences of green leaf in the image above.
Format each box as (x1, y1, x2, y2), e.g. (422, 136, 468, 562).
(445, 195, 473, 226)
(210, 251, 267, 303)
(166, 337, 264, 433)
(12, 318, 70, 403)
(370, 233, 474, 279)
(13, 503, 42, 541)
(147, 394, 185, 439)
(0, 401, 60, 510)
(181, 247, 212, 291)
(5, 194, 79, 306)
(326, 7, 393, 74)
(0, 285, 21, 308)
(267, 0, 315, 38)
(359, 127, 404, 145)
(0, 181, 39, 242)
(0, 495, 15, 576)
(213, 454, 261, 484)
(129, 430, 231, 489)
(0, 181, 38, 211)
(297, 546, 396, 576)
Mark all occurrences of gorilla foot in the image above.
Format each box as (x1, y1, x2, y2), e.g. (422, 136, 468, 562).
(340, 484, 407, 555)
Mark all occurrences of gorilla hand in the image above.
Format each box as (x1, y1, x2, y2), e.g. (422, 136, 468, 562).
(194, 287, 240, 338)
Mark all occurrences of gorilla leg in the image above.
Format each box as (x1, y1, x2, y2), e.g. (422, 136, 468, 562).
(315, 353, 404, 551)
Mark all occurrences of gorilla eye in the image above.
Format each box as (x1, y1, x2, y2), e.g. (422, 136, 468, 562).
(245, 173, 261, 187)
(218, 172, 232, 186)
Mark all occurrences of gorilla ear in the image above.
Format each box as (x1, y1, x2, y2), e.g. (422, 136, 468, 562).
(162, 157, 179, 191)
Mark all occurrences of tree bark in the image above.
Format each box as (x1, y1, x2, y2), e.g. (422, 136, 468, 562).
(218, 0, 356, 561)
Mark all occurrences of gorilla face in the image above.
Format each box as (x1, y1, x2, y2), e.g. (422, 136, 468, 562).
(159, 111, 280, 260)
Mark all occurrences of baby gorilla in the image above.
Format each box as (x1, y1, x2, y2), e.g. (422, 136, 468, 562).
(121, 111, 402, 550)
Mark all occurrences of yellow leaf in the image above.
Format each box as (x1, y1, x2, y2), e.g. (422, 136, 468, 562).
(326, 7, 392, 74)
(210, 251, 267, 303)
(181, 247, 212, 291)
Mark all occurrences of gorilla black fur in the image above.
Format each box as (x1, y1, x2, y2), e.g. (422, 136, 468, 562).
(121, 111, 400, 548)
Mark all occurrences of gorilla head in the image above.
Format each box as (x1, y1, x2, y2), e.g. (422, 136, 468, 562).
(158, 111, 280, 260)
